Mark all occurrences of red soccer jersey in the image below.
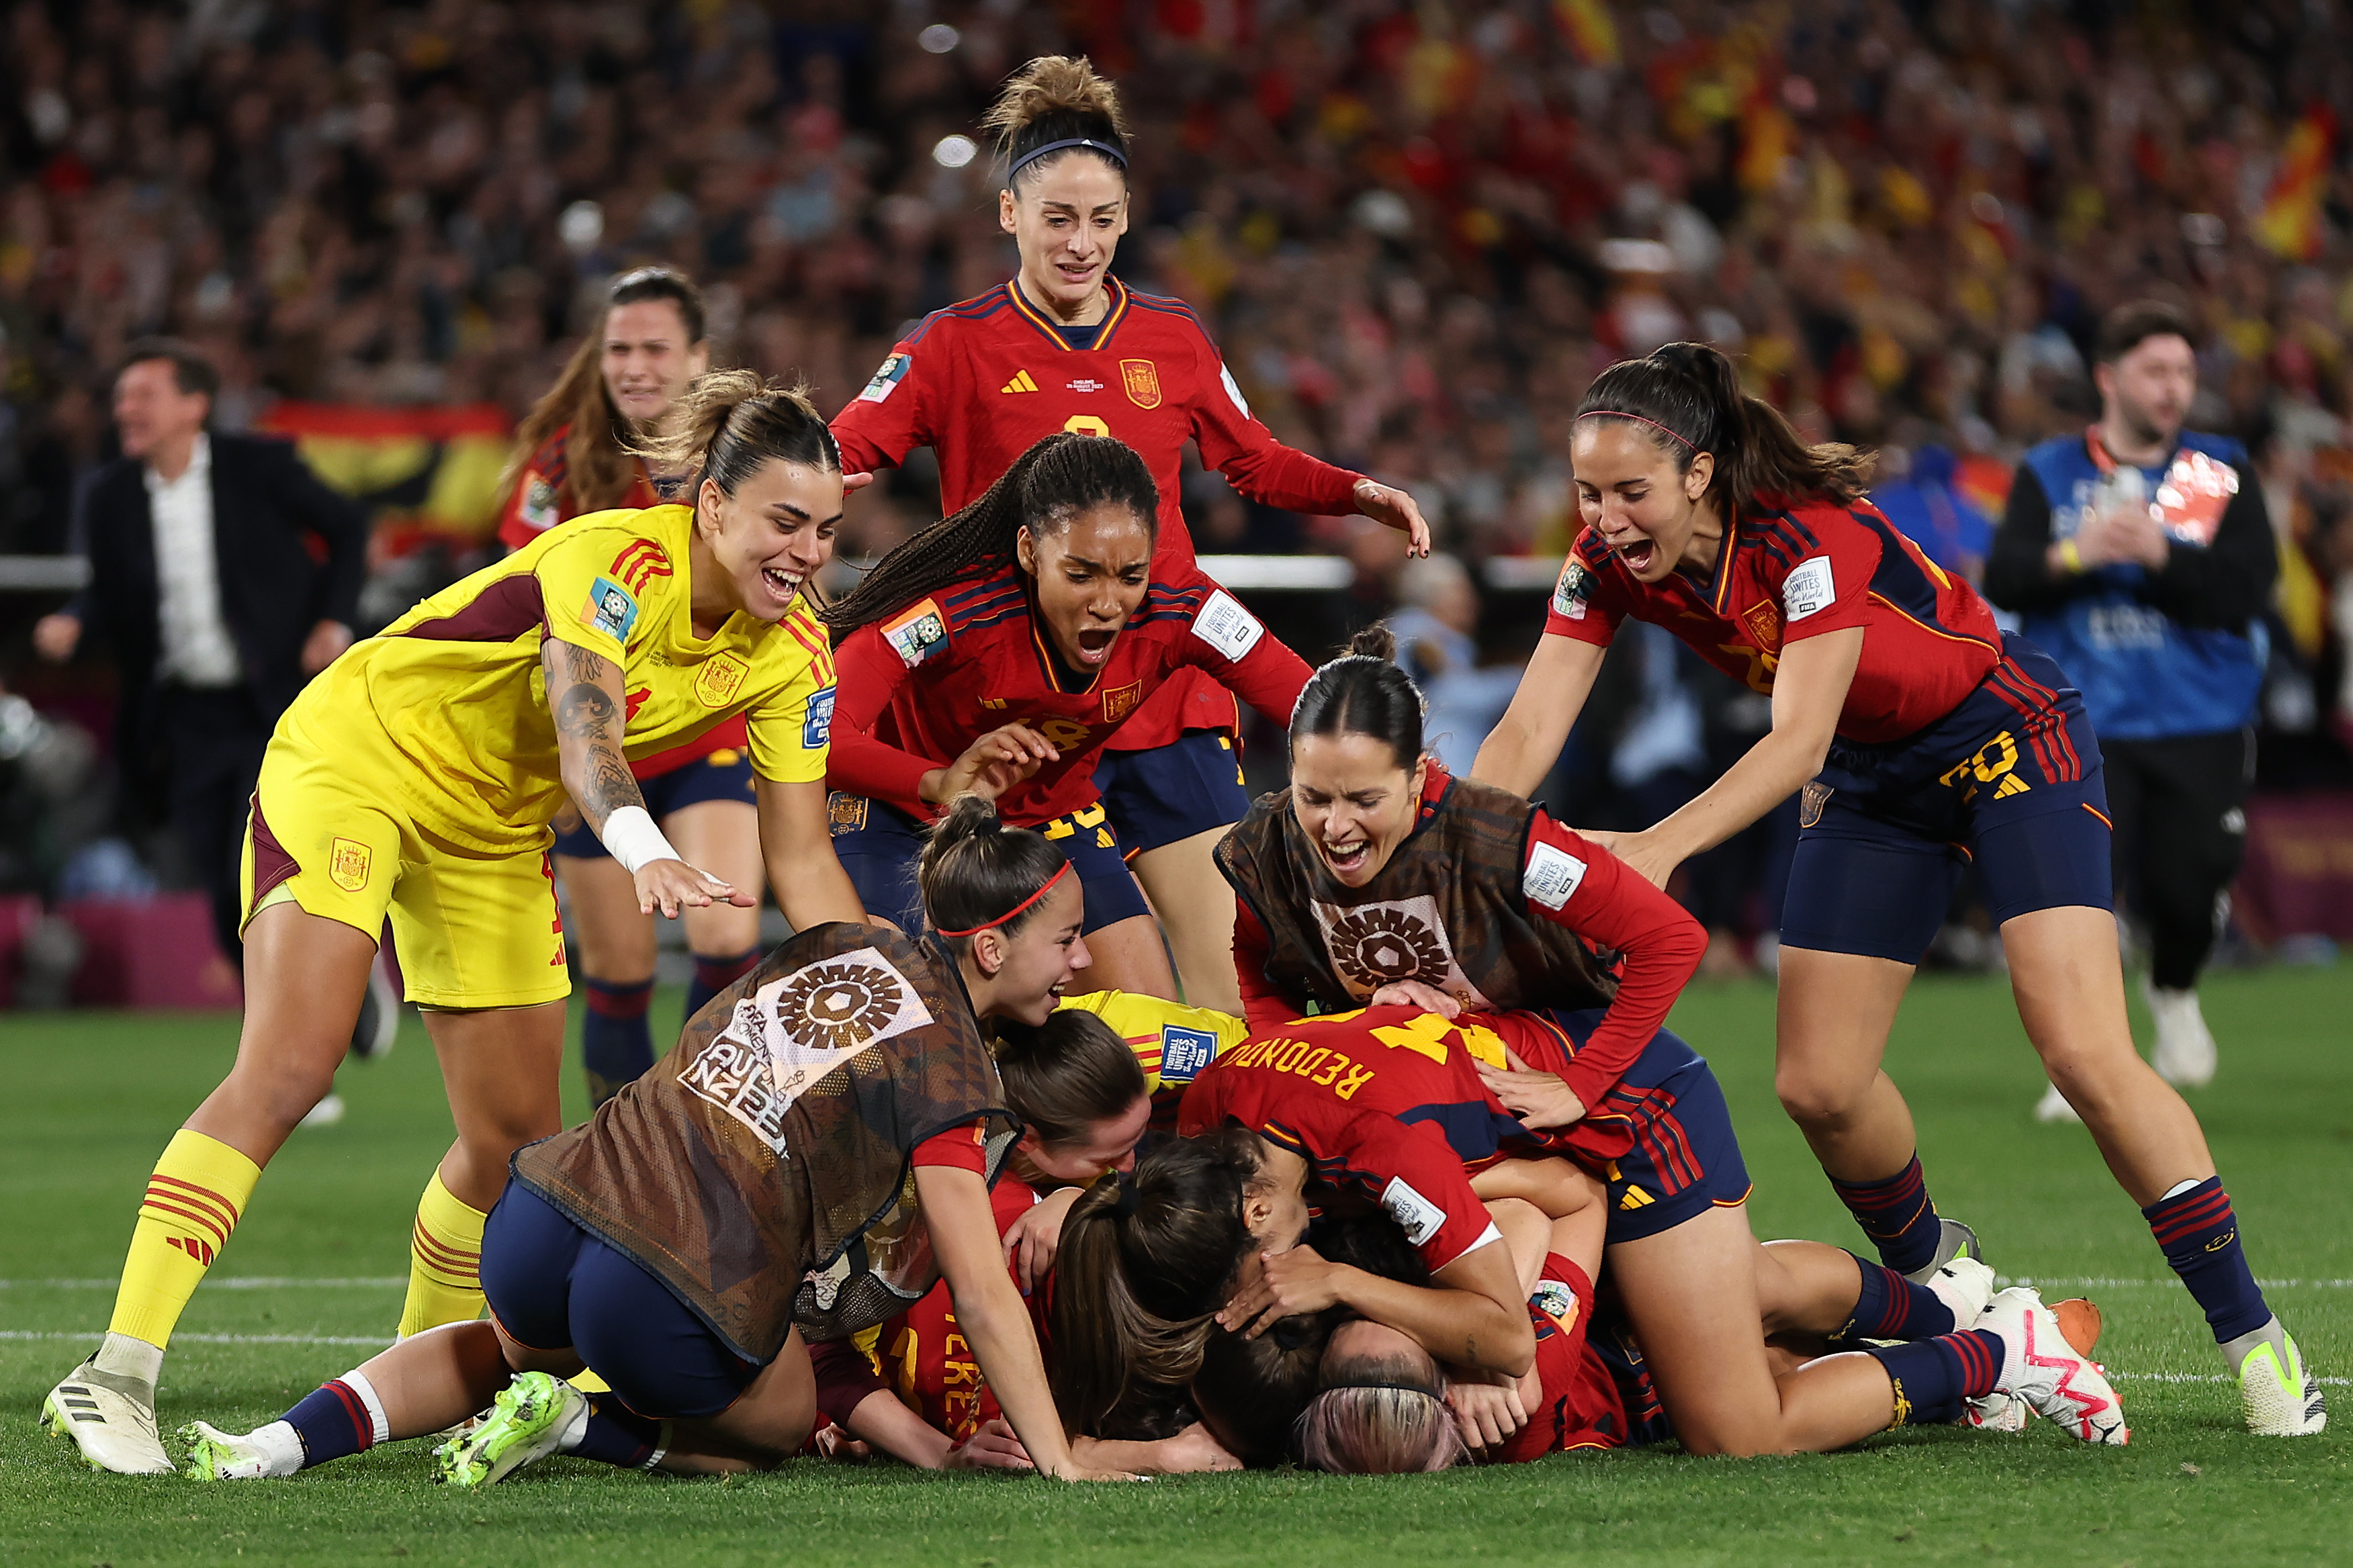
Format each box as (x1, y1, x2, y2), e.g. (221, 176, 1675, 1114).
(1491, 1254, 1630, 1462)
(499, 426, 746, 777)
(1543, 496, 2002, 744)
(1175, 1004, 1563, 1274)
(830, 276, 1362, 749)
(873, 1170, 1042, 1440)
(830, 563, 1311, 827)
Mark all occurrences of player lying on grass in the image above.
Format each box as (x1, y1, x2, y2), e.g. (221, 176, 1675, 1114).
(1051, 1003, 2129, 1459)
(821, 432, 1310, 999)
(179, 802, 1136, 1485)
(46, 372, 867, 1476)
(1472, 341, 2319, 1436)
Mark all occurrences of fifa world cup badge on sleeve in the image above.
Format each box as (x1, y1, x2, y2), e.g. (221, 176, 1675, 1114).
(693, 652, 748, 708)
(1552, 559, 1590, 620)
(883, 598, 948, 668)
(803, 684, 837, 748)
(582, 577, 639, 642)
(522, 476, 560, 531)
(859, 353, 912, 405)
(1190, 590, 1265, 660)
(1782, 556, 1835, 621)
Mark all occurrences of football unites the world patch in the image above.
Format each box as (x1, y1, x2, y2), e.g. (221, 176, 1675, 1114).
(582, 576, 639, 642)
(1521, 841, 1589, 910)
(803, 684, 837, 748)
(1190, 589, 1265, 661)
(883, 598, 949, 668)
(1158, 1024, 1220, 1085)
(1782, 555, 1836, 621)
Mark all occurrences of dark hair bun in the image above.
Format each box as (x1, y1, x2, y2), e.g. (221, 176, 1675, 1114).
(1347, 622, 1397, 661)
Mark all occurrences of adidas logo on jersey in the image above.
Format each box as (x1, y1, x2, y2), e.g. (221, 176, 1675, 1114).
(1001, 370, 1040, 394)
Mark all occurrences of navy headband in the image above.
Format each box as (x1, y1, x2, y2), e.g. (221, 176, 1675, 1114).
(1006, 136, 1128, 183)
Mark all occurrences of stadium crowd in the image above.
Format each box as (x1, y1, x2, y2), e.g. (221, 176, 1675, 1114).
(6, 0, 2353, 946)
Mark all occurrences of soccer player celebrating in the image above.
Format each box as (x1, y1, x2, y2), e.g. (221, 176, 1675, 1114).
(180, 803, 1132, 1485)
(1472, 341, 2323, 1437)
(497, 267, 778, 1108)
(822, 432, 1311, 998)
(45, 373, 866, 1475)
(832, 54, 1429, 1015)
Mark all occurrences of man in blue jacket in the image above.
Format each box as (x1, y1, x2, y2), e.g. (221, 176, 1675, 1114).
(1988, 302, 2276, 1113)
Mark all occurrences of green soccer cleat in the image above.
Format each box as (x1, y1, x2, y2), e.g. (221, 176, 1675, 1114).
(179, 1419, 300, 1481)
(2226, 1318, 2327, 1437)
(433, 1371, 585, 1488)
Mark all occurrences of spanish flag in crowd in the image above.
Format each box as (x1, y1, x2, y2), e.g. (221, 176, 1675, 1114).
(256, 404, 513, 542)
(1553, 0, 1619, 68)
(2254, 106, 2337, 263)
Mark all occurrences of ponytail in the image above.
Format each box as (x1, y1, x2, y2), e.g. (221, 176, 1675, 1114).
(633, 368, 838, 500)
(1577, 341, 1875, 511)
(916, 796, 1071, 952)
(822, 432, 1157, 633)
(1288, 622, 1427, 771)
(1049, 1129, 1264, 1435)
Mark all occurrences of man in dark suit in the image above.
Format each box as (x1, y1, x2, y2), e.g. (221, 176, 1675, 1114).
(34, 338, 369, 981)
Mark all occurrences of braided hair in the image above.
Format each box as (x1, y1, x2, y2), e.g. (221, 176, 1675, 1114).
(822, 432, 1158, 633)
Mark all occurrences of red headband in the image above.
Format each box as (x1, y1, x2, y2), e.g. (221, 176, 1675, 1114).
(1576, 409, 1695, 450)
(936, 863, 1073, 939)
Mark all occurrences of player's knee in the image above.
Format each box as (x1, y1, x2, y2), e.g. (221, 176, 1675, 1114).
(1773, 1063, 1861, 1129)
(229, 1056, 342, 1132)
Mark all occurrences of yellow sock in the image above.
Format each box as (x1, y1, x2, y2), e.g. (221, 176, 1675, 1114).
(108, 1129, 263, 1350)
(398, 1171, 489, 1338)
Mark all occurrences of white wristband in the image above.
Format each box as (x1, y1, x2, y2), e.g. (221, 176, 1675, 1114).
(601, 806, 681, 875)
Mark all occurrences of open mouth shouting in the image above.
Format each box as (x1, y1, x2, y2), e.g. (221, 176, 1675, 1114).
(1073, 625, 1118, 666)
(1318, 833, 1372, 879)
(1609, 532, 1659, 575)
(758, 564, 805, 610)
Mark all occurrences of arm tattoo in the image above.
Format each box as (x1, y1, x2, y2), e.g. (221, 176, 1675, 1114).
(543, 638, 644, 829)
(553, 682, 617, 740)
(581, 747, 644, 827)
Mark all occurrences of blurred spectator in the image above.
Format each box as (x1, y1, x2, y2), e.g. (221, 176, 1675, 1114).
(1986, 302, 2277, 1110)
(32, 338, 365, 970)
(1389, 551, 1521, 773)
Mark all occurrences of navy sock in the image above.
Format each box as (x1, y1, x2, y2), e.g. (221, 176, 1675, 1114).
(1832, 1252, 1958, 1343)
(685, 948, 760, 1022)
(1863, 1329, 2004, 1427)
(569, 1393, 662, 1470)
(283, 1379, 377, 1468)
(1828, 1154, 1944, 1275)
(582, 979, 655, 1109)
(2143, 1176, 2270, 1343)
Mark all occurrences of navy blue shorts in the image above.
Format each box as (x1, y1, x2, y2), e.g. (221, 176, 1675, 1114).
(551, 749, 758, 859)
(1521, 1011, 1753, 1244)
(1094, 729, 1252, 857)
(480, 1179, 758, 1419)
(825, 793, 1150, 935)
(1779, 635, 2113, 964)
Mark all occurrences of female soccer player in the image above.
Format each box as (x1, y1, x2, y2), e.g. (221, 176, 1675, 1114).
(823, 432, 1311, 998)
(46, 374, 865, 1475)
(1471, 342, 2322, 1436)
(180, 802, 1137, 1485)
(496, 267, 770, 1108)
(832, 54, 1430, 1015)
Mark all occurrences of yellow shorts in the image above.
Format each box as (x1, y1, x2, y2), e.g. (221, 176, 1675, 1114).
(240, 723, 570, 1010)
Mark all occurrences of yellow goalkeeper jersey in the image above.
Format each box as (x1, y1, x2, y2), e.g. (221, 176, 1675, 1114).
(1057, 989, 1251, 1095)
(290, 503, 835, 853)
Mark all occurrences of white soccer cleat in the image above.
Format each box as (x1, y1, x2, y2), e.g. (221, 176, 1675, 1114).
(179, 1419, 302, 1480)
(2225, 1318, 2327, 1436)
(2032, 1082, 2081, 1123)
(1963, 1390, 2027, 1432)
(42, 1361, 175, 1475)
(1980, 1287, 2127, 1446)
(1926, 1255, 1997, 1327)
(2145, 981, 2217, 1088)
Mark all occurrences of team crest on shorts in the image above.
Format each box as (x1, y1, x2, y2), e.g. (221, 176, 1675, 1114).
(1310, 895, 1492, 1009)
(683, 946, 936, 1156)
(1120, 358, 1163, 410)
(1102, 680, 1143, 725)
(882, 598, 948, 669)
(827, 792, 869, 836)
(1800, 780, 1833, 829)
(328, 837, 372, 892)
(695, 652, 748, 708)
(582, 577, 639, 642)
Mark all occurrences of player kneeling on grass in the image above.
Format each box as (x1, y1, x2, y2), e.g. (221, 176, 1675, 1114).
(180, 804, 1137, 1485)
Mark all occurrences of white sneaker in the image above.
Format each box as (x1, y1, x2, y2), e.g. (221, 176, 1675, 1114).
(2145, 980, 2217, 1088)
(179, 1418, 304, 1479)
(2033, 1082, 2081, 1123)
(1979, 1287, 2128, 1445)
(1926, 1256, 1997, 1326)
(2224, 1318, 2327, 1436)
(42, 1361, 175, 1475)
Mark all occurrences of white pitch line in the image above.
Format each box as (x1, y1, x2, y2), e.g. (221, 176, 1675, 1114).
(0, 1277, 406, 1289)
(2112, 1371, 2351, 1385)
(0, 1330, 392, 1347)
(2000, 1277, 2353, 1290)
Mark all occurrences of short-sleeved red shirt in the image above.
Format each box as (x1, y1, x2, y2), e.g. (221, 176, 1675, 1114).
(1544, 498, 2002, 743)
(1491, 1253, 1631, 1461)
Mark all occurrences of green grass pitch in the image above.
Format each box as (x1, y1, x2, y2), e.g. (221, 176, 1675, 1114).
(3, 966, 2346, 1566)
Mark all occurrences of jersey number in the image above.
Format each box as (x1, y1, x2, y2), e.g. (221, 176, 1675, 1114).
(1064, 414, 1112, 439)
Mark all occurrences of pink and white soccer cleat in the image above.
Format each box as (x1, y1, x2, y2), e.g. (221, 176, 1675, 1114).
(1978, 1287, 2128, 1446)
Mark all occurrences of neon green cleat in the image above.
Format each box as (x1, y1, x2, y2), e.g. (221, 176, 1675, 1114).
(2226, 1318, 2327, 1437)
(179, 1419, 300, 1481)
(433, 1372, 585, 1487)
